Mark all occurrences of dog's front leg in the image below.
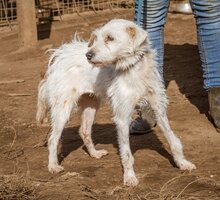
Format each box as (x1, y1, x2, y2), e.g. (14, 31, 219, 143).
(147, 90, 196, 171)
(112, 98, 139, 186)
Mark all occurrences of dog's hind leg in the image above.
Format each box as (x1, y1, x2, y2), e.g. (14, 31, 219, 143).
(146, 90, 196, 171)
(36, 79, 49, 125)
(79, 95, 108, 159)
(48, 100, 76, 173)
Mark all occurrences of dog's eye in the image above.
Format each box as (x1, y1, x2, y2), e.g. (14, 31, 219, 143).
(105, 35, 114, 43)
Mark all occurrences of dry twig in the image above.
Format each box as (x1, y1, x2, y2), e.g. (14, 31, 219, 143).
(33, 127, 51, 148)
(8, 93, 31, 97)
(0, 79, 25, 84)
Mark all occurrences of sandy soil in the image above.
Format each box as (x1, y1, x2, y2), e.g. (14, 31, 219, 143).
(1, 9, 220, 200)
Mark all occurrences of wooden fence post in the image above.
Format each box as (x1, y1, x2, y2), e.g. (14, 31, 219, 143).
(17, 0, 37, 48)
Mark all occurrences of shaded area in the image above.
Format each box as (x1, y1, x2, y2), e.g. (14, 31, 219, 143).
(58, 123, 176, 167)
(164, 43, 209, 114)
(37, 22, 52, 40)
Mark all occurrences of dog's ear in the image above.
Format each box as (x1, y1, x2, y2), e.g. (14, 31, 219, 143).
(126, 26, 136, 39)
(115, 26, 149, 71)
(126, 25, 150, 54)
(132, 26, 149, 50)
(88, 33, 96, 48)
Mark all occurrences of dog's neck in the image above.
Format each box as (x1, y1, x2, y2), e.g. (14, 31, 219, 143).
(116, 52, 145, 70)
(115, 45, 150, 71)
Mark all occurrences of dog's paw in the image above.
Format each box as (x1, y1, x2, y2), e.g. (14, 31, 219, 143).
(177, 159, 196, 171)
(124, 172, 139, 187)
(48, 164, 64, 174)
(90, 149, 108, 159)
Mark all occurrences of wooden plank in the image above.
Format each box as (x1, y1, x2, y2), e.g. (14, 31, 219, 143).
(16, 0, 37, 48)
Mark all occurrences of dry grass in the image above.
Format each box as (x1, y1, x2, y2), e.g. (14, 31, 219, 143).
(158, 173, 220, 200)
(0, 175, 38, 200)
(106, 173, 220, 200)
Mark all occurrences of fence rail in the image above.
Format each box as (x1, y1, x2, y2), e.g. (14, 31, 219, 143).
(0, 0, 133, 28)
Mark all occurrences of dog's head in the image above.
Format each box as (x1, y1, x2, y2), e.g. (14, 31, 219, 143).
(86, 19, 151, 70)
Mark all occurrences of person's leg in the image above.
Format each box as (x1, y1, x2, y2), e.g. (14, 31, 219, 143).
(131, 0, 169, 134)
(190, 0, 220, 131)
(134, 0, 170, 75)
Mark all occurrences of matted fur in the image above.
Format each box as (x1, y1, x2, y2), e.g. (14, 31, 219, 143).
(36, 19, 196, 186)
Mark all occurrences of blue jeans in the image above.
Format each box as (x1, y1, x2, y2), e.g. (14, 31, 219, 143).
(134, 0, 220, 89)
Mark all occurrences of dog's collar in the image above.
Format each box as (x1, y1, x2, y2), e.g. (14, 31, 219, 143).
(116, 51, 146, 71)
(129, 52, 145, 68)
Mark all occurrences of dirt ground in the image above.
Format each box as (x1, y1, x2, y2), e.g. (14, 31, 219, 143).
(1, 8, 220, 200)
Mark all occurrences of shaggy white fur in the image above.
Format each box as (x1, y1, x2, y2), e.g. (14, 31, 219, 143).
(37, 19, 196, 186)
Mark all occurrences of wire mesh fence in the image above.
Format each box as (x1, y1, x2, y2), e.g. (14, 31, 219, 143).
(0, 0, 16, 28)
(0, 0, 134, 28)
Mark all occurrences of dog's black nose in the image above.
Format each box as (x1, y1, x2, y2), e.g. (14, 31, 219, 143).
(86, 51, 95, 60)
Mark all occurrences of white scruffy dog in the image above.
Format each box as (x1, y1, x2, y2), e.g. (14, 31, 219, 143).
(37, 19, 196, 186)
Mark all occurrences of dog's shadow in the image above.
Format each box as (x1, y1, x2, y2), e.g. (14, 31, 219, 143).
(58, 123, 176, 167)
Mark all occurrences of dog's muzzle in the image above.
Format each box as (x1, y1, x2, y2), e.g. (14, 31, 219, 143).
(86, 51, 95, 61)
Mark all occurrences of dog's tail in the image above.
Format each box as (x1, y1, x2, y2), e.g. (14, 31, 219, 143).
(36, 79, 48, 125)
